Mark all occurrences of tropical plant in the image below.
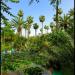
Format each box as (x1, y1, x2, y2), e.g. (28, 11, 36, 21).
(1, 0, 19, 20)
(68, 8, 74, 17)
(39, 15, 45, 34)
(59, 14, 70, 30)
(1, 20, 15, 51)
(11, 9, 24, 36)
(65, 8, 74, 39)
(50, 0, 61, 29)
(26, 16, 33, 38)
(33, 23, 39, 36)
(1, 20, 15, 42)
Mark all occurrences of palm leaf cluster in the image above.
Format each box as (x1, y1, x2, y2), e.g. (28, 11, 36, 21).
(1, 0, 19, 20)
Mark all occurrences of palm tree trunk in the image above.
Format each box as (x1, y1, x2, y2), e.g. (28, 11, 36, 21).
(35, 29, 37, 36)
(42, 22, 43, 34)
(28, 30, 29, 38)
(47, 29, 48, 33)
(28, 29, 30, 38)
(56, 0, 59, 30)
(17, 25, 22, 36)
(45, 29, 47, 33)
(21, 29, 22, 36)
(4, 31, 5, 47)
(25, 29, 26, 38)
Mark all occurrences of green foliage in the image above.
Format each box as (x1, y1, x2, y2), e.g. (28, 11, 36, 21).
(24, 67, 43, 75)
(1, 2, 74, 74)
(11, 10, 24, 36)
(13, 36, 27, 51)
(1, 0, 18, 20)
(18, 9, 23, 17)
(2, 30, 74, 74)
(39, 16, 45, 23)
(27, 16, 33, 25)
(33, 23, 39, 29)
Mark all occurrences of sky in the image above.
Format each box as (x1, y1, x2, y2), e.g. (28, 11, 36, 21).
(4, 0, 74, 36)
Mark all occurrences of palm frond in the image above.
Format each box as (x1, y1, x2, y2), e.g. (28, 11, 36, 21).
(29, 0, 39, 5)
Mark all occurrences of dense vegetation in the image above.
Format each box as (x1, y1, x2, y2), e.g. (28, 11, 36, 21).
(1, 0, 74, 75)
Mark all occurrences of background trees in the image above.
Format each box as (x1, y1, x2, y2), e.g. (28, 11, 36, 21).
(1, 1, 74, 75)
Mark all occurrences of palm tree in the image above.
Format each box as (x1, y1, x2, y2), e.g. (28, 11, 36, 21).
(11, 9, 24, 36)
(50, 0, 61, 30)
(18, 10, 24, 36)
(33, 23, 39, 36)
(59, 14, 70, 30)
(23, 21, 28, 38)
(39, 15, 45, 34)
(26, 16, 33, 38)
(44, 25, 49, 33)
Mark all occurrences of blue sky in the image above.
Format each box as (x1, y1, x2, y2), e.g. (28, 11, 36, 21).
(4, 0, 74, 36)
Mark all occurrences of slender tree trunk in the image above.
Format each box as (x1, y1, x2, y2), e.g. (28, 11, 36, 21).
(28, 29, 30, 38)
(42, 22, 43, 34)
(4, 31, 5, 47)
(25, 29, 26, 38)
(28, 30, 29, 38)
(35, 29, 37, 36)
(47, 29, 48, 33)
(21, 29, 22, 36)
(56, 0, 59, 30)
(17, 25, 22, 36)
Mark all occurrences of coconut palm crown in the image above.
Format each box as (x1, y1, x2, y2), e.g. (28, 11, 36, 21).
(33, 23, 39, 36)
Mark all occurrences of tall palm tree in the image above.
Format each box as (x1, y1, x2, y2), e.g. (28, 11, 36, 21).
(39, 15, 45, 34)
(33, 23, 39, 36)
(44, 25, 49, 33)
(50, 0, 61, 30)
(26, 16, 33, 38)
(23, 21, 28, 38)
(11, 9, 24, 36)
